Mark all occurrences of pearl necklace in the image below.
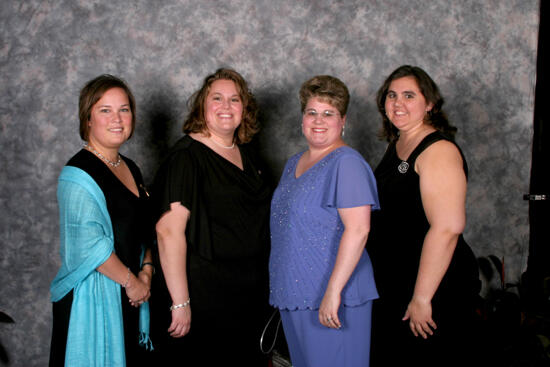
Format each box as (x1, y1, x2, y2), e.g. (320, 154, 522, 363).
(84, 143, 121, 168)
(209, 137, 235, 149)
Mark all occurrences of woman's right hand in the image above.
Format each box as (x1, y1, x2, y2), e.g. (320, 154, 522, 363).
(168, 306, 191, 338)
(125, 274, 150, 307)
(403, 297, 437, 338)
(96, 253, 151, 307)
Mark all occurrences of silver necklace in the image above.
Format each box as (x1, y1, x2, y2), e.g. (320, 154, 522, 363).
(84, 143, 121, 168)
(209, 137, 235, 149)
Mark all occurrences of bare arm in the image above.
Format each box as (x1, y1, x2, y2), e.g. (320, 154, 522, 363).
(404, 140, 467, 338)
(319, 205, 371, 329)
(97, 253, 150, 307)
(156, 202, 191, 338)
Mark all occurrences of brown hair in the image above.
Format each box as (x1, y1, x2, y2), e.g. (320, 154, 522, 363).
(299, 75, 350, 116)
(78, 74, 136, 141)
(376, 65, 456, 142)
(183, 68, 259, 144)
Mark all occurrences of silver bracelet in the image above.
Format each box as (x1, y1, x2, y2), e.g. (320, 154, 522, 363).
(170, 298, 191, 311)
(122, 267, 131, 288)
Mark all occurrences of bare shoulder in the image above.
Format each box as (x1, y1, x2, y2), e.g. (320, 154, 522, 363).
(416, 139, 464, 175)
(420, 140, 462, 164)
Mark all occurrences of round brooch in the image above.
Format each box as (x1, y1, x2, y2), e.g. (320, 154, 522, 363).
(398, 161, 409, 174)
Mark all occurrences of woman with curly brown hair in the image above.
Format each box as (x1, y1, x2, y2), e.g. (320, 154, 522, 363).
(150, 68, 272, 366)
(269, 75, 380, 367)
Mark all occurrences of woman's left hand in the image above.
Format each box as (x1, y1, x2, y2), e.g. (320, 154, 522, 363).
(402, 297, 437, 338)
(126, 275, 151, 307)
(137, 270, 152, 303)
(319, 289, 342, 329)
(318, 205, 372, 330)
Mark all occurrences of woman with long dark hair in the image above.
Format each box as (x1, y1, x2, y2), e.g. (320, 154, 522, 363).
(367, 65, 480, 366)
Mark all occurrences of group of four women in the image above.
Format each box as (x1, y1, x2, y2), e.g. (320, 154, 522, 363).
(49, 65, 480, 366)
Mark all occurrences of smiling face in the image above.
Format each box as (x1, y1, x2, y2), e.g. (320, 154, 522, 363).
(384, 76, 433, 132)
(204, 79, 243, 138)
(87, 87, 132, 153)
(302, 97, 346, 150)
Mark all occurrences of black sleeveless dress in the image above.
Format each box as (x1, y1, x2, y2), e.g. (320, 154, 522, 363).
(49, 149, 152, 367)
(367, 131, 481, 366)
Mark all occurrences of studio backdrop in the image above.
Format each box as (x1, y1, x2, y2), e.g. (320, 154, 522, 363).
(0, 1, 539, 365)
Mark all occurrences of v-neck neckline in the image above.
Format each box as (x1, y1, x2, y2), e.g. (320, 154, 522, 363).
(83, 149, 141, 199)
(294, 147, 344, 179)
(191, 136, 245, 172)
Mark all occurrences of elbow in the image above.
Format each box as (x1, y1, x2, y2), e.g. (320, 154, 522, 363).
(432, 221, 464, 246)
(351, 225, 371, 245)
(155, 220, 166, 238)
(155, 215, 187, 254)
(432, 213, 466, 239)
(449, 216, 466, 236)
(360, 226, 371, 242)
(155, 220, 171, 250)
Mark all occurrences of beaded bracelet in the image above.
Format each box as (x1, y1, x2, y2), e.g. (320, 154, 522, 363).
(170, 298, 191, 311)
(122, 267, 131, 288)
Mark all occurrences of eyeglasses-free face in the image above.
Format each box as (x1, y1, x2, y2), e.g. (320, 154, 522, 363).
(204, 79, 243, 138)
(384, 76, 433, 132)
(87, 87, 133, 154)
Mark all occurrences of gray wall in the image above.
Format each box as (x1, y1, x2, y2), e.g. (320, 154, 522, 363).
(0, 0, 539, 365)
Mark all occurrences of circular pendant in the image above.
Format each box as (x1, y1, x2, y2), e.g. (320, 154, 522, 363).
(398, 161, 409, 174)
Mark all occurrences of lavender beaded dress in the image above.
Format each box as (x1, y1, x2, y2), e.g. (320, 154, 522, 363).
(269, 146, 380, 367)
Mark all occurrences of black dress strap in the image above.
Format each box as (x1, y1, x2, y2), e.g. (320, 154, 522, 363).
(406, 131, 468, 178)
(406, 131, 445, 166)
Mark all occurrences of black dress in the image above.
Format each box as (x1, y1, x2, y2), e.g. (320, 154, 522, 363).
(49, 149, 152, 367)
(150, 136, 272, 366)
(367, 132, 481, 367)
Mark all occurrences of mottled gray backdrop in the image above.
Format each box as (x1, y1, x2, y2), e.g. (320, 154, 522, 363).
(0, 0, 539, 365)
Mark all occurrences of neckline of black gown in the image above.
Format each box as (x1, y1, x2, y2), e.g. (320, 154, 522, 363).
(189, 136, 248, 173)
(80, 149, 142, 200)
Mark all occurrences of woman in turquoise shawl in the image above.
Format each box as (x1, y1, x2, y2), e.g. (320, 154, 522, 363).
(49, 75, 153, 366)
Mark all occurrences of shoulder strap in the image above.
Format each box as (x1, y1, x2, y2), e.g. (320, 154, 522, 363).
(406, 131, 445, 165)
(407, 131, 468, 178)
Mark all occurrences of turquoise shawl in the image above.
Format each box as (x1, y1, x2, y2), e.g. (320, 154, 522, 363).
(50, 166, 151, 366)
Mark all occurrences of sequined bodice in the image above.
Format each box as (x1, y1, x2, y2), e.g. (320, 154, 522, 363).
(269, 147, 379, 310)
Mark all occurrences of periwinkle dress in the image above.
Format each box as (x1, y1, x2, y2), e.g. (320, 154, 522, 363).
(270, 146, 379, 367)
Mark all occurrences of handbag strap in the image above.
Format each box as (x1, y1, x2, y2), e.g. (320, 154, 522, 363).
(259, 309, 282, 354)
